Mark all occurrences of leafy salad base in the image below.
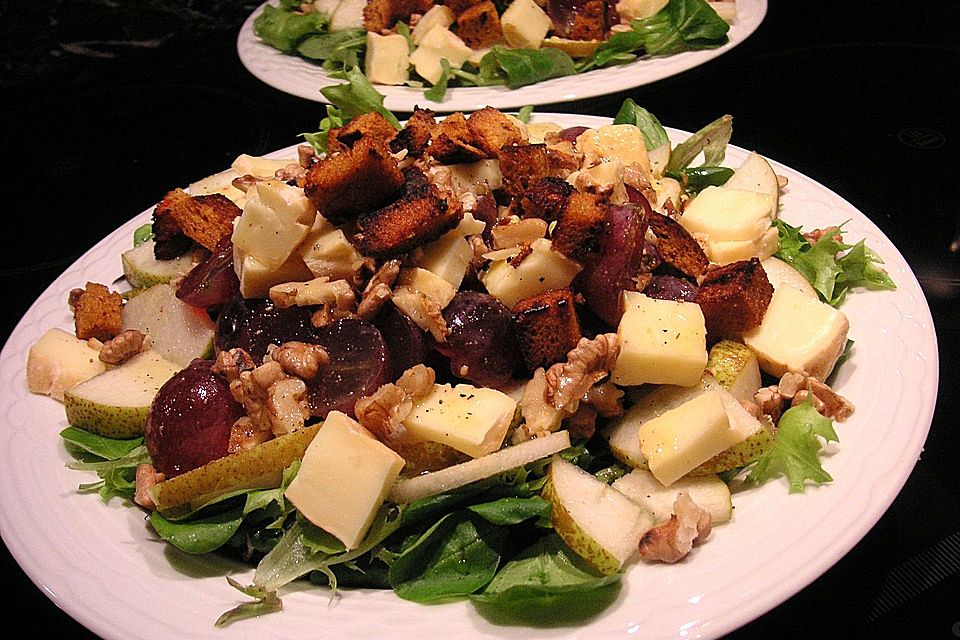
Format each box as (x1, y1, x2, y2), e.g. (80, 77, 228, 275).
(0, 113, 936, 640)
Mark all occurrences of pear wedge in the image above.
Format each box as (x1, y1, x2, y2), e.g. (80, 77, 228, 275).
(150, 424, 321, 517)
(706, 339, 761, 403)
(761, 256, 818, 299)
(121, 283, 215, 367)
(63, 350, 182, 438)
(724, 151, 780, 218)
(543, 457, 653, 575)
(612, 468, 732, 524)
(121, 240, 202, 290)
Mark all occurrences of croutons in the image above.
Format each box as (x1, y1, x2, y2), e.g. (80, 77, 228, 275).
(364, 0, 435, 32)
(391, 107, 437, 157)
(151, 204, 193, 260)
(456, 1, 503, 49)
(445, 0, 483, 13)
(551, 191, 607, 261)
(569, 0, 608, 41)
(646, 210, 709, 279)
(354, 183, 463, 256)
(466, 106, 523, 157)
(428, 112, 487, 164)
(520, 177, 573, 221)
(72, 282, 123, 342)
(327, 112, 399, 153)
(497, 143, 552, 198)
(697, 258, 774, 340)
(154, 188, 242, 252)
(303, 137, 405, 225)
(512, 288, 583, 372)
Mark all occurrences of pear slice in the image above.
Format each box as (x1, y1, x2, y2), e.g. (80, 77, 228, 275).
(150, 424, 321, 517)
(63, 350, 182, 438)
(706, 339, 761, 403)
(388, 430, 570, 504)
(760, 256, 818, 299)
(27, 328, 106, 401)
(121, 283, 215, 367)
(543, 457, 654, 575)
(612, 468, 732, 525)
(688, 383, 775, 476)
(724, 151, 780, 218)
(121, 240, 202, 290)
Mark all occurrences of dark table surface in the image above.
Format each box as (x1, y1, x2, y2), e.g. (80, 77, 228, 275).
(2, 1, 958, 637)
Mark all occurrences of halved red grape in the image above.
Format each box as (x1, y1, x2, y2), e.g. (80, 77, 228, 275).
(215, 295, 316, 362)
(644, 275, 699, 302)
(307, 317, 391, 418)
(176, 235, 240, 310)
(437, 291, 520, 388)
(373, 304, 432, 380)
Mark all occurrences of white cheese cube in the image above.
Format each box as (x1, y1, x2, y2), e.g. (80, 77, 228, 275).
(235, 250, 314, 299)
(416, 230, 474, 290)
(329, 0, 366, 30)
(404, 384, 517, 458)
(396, 267, 457, 308)
(409, 26, 473, 85)
(232, 180, 313, 271)
(742, 283, 850, 381)
(501, 0, 552, 49)
(231, 154, 296, 179)
(299, 216, 362, 281)
(364, 32, 410, 86)
(526, 122, 562, 144)
(612, 291, 708, 387)
(680, 185, 776, 241)
(615, 0, 668, 20)
(706, 1, 737, 22)
(448, 159, 503, 194)
(27, 328, 106, 401)
(411, 5, 455, 44)
(576, 125, 652, 176)
(705, 225, 779, 264)
(481, 238, 582, 308)
(638, 389, 741, 486)
(285, 411, 405, 549)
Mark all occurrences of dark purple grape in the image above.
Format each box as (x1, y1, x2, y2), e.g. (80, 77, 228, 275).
(215, 295, 316, 362)
(557, 126, 589, 143)
(473, 193, 498, 245)
(307, 317, 391, 418)
(437, 291, 521, 388)
(176, 235, 240, 310)
(145, 359, 245, 478)
(644, 275, 699, 302)
(374, 304, 431, 380)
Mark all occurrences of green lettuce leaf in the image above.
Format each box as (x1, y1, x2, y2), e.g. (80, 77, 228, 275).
(666, 113, 732, 171)
(253, 4, 329, 54)
(613, 99, 669, 151)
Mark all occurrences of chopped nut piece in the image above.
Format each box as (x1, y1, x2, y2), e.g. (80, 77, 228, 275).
(228, 416, 272, 454)
(268, 341, 329, 380)
(269, 277, 357, 310)
(358, 259, 402, 320)
(638, 493, 712, 563)
(543, 333, 620, 414)
(134, 463, 164, 511)
(355, 364, 436, 441)
(98, 329, 146, 365)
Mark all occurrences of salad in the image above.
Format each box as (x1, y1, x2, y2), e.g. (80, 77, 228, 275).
(26, 81, 896, 627)
(253, 0, 735, 100)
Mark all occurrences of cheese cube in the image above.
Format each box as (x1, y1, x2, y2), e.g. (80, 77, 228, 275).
(680, 185, 776, 242)
(231, 154, 295, 179)
(232, 180, 312, 271)
(188, 168, 245, 204)
(742, 284, 850, 381)
(481, 238, 582, 308)
(411, 5, 455, 44)
(612, 291, 708, 387)
(404, 384, 517, 458)
(616, 0, 668, 20)
(638, 389, 740, 486)
(448, 159, 503, 194)
(416, 230, 474, 290)
(409, 26, 473, 85)
(396, 267, 457, 308)
(364, 32, 410, 86)
(235, 250, 314, 299)
(299, 216, 362, 281)
(27, 328, 107, 401)
(330, 0, 366, 30)
(705, 226, 779, 265)
(285, 411, 404, 549)
(576, 125, 652, 176)
(501, 0, 552, 49)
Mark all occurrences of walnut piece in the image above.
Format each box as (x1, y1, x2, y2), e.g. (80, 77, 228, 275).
(355, 364, 436, 442)
(133, 463, 164, 511)
(268, 341, 329, 380)
(98, 329, 146, 365)
(543, 333, 620, 414)
(758, 371, 855, 422)
(357, 259, 401, 320)
(269, 277, 357, 310)
(638, 493, 712, 563)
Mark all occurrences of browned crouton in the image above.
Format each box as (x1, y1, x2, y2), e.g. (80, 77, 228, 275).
(646, 211, 709, 279)
(551, 191, 607, 261)
(520, 177, 573, 221)
(428, 112, 488, 164)
(154, 189, 242, 252)
(151, 204, 193, 260)
(512, 288, 583, 373)
(354, 183, 463, 256)
(364, 0, 435, 32)
(72, 282, 123, 342)
(327, 112, 399, 154)
(456, 1, 503, 49)
(466, 106, 523, 157)
(391, 107, 437, 158)
(303, 137, 405, 225)
(445, 0, 483, 13)
(697, 258, 774, 340)
(497, 143, 551, 198)
(569, 0, 607, 41)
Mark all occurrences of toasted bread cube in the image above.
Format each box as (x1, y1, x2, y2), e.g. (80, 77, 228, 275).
(154, 188, 241, 251)
(697, 258, 774, 340)
(355, 184, 463, 256)
(303, 137, 404, 225)
(520, 177, 573, 221)
(456, 1, 503, 49)
(327, 111, 399, 154)
(445, 0, 483, 13)
(569, 0, 607, 40)
(73, 282, 123, 342)
(391, 107, 437, 158)
(646, 210, 709, 279)
(428, 112, 488, 164)
(551, 191, 607, 261)
(466, 106, 523, 157)
(497, 143, 551, 198)
(513, 288, 583, 372)
(363, 0, 434, 31)
(151, 204, 193, 259)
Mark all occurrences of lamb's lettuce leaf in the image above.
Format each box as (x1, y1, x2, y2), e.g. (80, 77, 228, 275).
(613, 99, 669, 151)
(253, 4, 329, 54)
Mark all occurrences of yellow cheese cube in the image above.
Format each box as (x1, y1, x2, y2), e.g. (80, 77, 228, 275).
(416, 230, 474, 290)
(235, 250, 314, 299)
(612, 291, 708, 387)
(285, 411, 404, 549)
(409, 26, 472, 85)
(680, 185, 776, 242)
(481, 238, 582, 308)
(298, 216, 362, 281)
(26, 328, 107, 401)
(364, 32, 410, 86)
(396, 267, 457, 308)
(638, 389, 740, 486)
(742, 283, 850, 381)
(448, 159, 503, 194)
(616, 0, 668, 20)
(501, 0, 552, 49)
(404, 384, 517, 458)
(232, 180, 312, 271)
(411, 5, 455, 44)
(576, 125, 652, 176)
(231, 154, 295, 179)
(705, 226, 779, 265)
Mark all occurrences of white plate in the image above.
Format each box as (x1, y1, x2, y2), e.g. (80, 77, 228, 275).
(237, 0, 767, 112)
(0, 113, 936, 640)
